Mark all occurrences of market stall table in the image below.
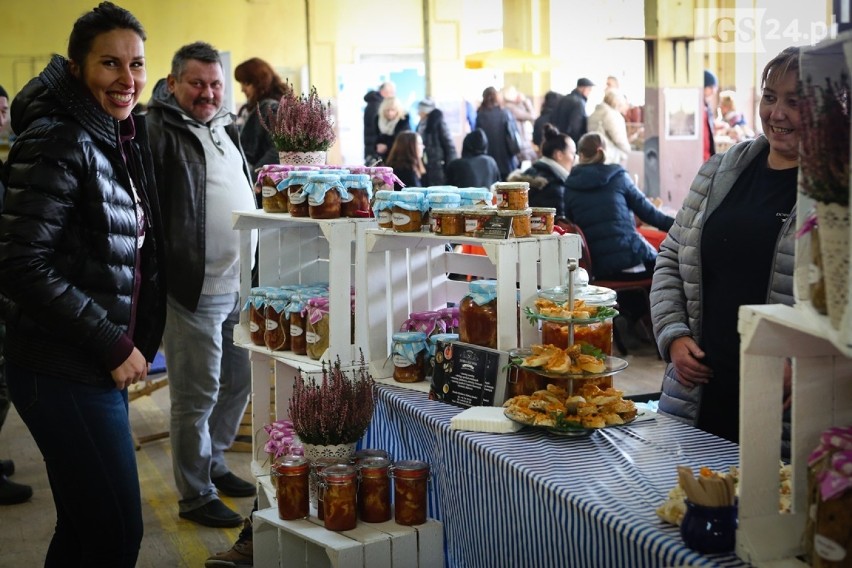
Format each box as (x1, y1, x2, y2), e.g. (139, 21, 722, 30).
(363, 384, 748, 568)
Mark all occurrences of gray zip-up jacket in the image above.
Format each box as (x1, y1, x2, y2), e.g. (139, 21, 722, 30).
(650, 136, 796, 424)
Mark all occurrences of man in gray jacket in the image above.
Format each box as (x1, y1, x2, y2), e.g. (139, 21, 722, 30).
(146, 42, 258, 528)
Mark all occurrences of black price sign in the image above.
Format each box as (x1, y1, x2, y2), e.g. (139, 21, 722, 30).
(477, 214, 512, 239)
(429, 340, 508, 408)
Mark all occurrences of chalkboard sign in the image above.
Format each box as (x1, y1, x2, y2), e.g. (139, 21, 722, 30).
(429, 340, 509, 408)
(477, 214, 513, 240)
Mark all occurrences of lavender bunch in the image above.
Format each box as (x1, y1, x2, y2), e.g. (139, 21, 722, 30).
(289, 355, 375, 446)
(261, 80, 336, 153)
(799, 74, 850, 207)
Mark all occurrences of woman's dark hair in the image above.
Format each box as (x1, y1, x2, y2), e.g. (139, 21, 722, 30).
(68, 2, 145, 66)
(386, 131, 420, 170)
(761, 46, 800, 90)
(541, 91, 560, 113)
(234, 57, 288, 106)
(540, 123, 572, 159)
(171, 41, 220, 79)
(480, 86, 499, 110)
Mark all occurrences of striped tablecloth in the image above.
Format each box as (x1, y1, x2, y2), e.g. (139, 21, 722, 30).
(362, 384, 749, 568)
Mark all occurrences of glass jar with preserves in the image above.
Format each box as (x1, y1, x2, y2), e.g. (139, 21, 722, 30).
(372, 190, 396, 229)
(258, 165, 292, 213)
(463, 208, 496, 237)
(391, 331, 429, 383)
(391, 191, 425, 232)
(537, 279, 617, 355)
(366, 166, 400, 193)
(493, 181, 530, 210)
(437, 306, 459, 334)
(399, 311, 445, 338)
(457, 188, 494, 208)
(431, 208, 465, 236)
(427, 333, 458, 377)
(305, 296, 330, 360)
(497, 208, 532, 237)
(305, 174, 347, 219)
(264, 290, 291, 351)
(339, 174, 373, 217)
(357, 456, 392, 523)
(352, 448, 390, 465)
(319, 464, 358, 531)
(311, 457, 350, 520)
(272, 456, 310, 520)
(459, 279, 498, 348)
(530, 207, 556, 235)
(284, 171, 313, 217)
(286, 293, 308, 356)
(391, 460, 430, 526)
(245, 287, 270, 346)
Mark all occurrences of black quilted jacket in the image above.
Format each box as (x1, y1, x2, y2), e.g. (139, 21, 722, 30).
(0, 55, 166, 387)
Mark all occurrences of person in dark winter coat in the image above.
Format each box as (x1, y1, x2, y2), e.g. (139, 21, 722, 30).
(445, 129, 501, 188)
(508, 123, 575, 220)
(0, 4, 166, 564)
(551, 78, 594, 144)
(475, 86, 519, 180)
(416, 98, 457, 186)
(532, 90, 562, 151)
(564, 132, 674, 280)
(385, 131, 426, 190)
(374, 95, 411, 165)
(363, 81, 395, 163)
(234, 57, 287, 173)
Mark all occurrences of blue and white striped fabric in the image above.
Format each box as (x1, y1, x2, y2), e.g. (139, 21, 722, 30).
(362, 385, 748, 568)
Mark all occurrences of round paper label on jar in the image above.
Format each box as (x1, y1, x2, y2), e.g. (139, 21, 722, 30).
(290, 325, 304, 336)
(814, 534, 847, 561)
(289, 192, 307, 204)
(464, 219, 478, 233)
(306, 331, 320, 344)
(378, 210, 392, 223)
(249, 322, 260, 333)
(392, 354, 412, 368)
(531, 216, 545, 230)
(262, 186, 277, 197)
(392, 212, 412, 226)
(266, 320, 279, 331)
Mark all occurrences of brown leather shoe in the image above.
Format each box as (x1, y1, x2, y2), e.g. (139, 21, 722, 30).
(205, 518, 253, 566)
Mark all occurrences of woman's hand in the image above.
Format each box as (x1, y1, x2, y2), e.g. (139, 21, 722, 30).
(670, 336, 713, 388)
(376, 143, 388, 155)
(110, 347, 148, 390)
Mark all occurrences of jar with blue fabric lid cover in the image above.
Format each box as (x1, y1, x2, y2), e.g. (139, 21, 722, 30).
(391, 331, 429, 383)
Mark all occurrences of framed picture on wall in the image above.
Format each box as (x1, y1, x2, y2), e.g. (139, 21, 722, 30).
(664, 88, 700, 140)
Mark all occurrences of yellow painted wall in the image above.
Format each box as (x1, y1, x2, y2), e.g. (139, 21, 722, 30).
(0, 0, 311, 102)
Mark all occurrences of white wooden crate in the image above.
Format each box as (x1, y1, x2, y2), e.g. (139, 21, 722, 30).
(253, 507, 444, 568)
(356, 230, 580, 379)
(233, 210, 376, 365)
(736, 305, 852, 566)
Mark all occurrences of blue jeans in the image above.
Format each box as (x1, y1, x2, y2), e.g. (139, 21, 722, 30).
(6, 361, 142, 567)
(163, 292, 250, 512)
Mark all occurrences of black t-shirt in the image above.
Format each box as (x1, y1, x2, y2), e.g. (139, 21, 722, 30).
(698, 147, 797, 442)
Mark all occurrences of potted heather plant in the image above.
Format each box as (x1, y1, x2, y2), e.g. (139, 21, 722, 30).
(260, 79, 336, 165)
(799, 73, 850, 328)
(288, 355, 375, 461)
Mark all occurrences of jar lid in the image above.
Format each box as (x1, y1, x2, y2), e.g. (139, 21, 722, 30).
(457, 188, 492, 200)
(358, 456, 391, 472)
(392, 331, 428, 343)
(424, 185, 460, 193)
(374, 189, 395, 200)
(431, 207, 461, 215)
(312, 457, 350, 470)
(353, 448, 390, 462)
(467, 279, 498, 305)
(340, 173, 371, 184)
(429, 333, 458, 344)
(530, 207, 557, 214)
(437, 306, 458, 315)
(538, 280, 617, 306)
(497, 208, 532, 217)
(428, 192, 462, 206)
(493, 181, 529, 191)
(307, 173, 341, 183)
(321, 464, 357, 480)
(367, 166, 393, 173)
(274, 456, 310, 475)
(393, 191, 424, 204)
(391, 460, 430, 478)
(286, 171, 315, 180)
(465, 208, 496, 216)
